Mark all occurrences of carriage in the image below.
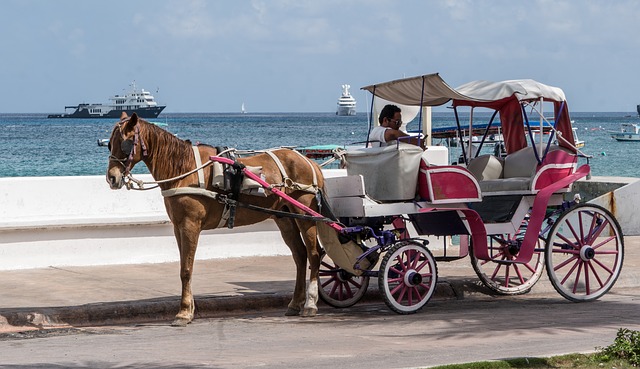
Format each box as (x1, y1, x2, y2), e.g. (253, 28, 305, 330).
(218, 74, 623, 314)
(107, 74, 624, 323)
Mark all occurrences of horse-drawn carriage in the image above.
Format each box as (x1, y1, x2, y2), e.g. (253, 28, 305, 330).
(106, 73, 623, 324)
(312, 74, 623, 313)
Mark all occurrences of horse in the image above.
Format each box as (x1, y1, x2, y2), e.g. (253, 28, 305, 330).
(105, 112, 325, 326)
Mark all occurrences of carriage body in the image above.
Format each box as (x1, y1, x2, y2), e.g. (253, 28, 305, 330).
(315, 74, 624, 314)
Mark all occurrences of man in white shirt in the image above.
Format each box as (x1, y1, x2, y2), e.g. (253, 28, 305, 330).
(369, 104, 425, 148)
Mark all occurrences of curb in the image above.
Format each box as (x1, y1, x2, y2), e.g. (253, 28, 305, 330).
(0, 279, 491, 334)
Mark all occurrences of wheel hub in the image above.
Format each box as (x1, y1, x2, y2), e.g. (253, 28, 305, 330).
(507, 240, 521, 257)
(404, 270, 423, 286)
(580, 245, 596, 261)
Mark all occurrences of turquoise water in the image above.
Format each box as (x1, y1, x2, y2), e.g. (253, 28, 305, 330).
(0, 112, 638, 178)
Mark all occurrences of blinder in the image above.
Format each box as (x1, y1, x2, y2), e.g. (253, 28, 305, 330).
(121, 139, 134, 156)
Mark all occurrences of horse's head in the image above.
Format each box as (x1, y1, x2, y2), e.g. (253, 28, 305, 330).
(106, 112, 147, 189)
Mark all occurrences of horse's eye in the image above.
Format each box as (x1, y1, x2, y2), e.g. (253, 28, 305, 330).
(121, 140, 134, 155)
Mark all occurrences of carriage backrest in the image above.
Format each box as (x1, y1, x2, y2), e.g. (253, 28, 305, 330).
(503, 146, 539, 179)
(342, 143, 423, 201)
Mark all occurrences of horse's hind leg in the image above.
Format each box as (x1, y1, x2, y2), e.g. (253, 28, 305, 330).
(274, 217, 312, 316)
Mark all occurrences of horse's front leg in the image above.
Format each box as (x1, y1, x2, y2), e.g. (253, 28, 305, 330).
(171, 223, 200, 327)
(300, 222, 321, 317)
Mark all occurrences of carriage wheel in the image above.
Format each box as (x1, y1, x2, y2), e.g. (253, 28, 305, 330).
(318, 252, 370, 308)
(378, 240, 437, 314)
(545, 203, 624, 302)
(469, 215, 545, 295)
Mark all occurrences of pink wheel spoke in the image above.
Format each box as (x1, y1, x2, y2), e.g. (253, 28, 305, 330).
(523, 261, 538, 274)
(413, 286, 425, 302)
(392, 285, 407, 303)
(322, 277, 336, 289)
(579, 211, 587, 241)
(557, 232, 580, 250)
(347, 279, 363, 289)
(552, 247, 580, 255)
(585, 218, 608, 245)
(503, 266, 511, 287)
(396, 256, 408, 272)
(592, 258, 615, 276)
(329, 282, 340, 299)
(490, 263, 503, 280)
(584, 262, 590, 295)
(565, 218, 583, 248)
(415, 258, 429, 272)
(592, 236, 617, 251)
(559, 258, 580, 284)
(554, 254, 579, 271)
(572, 262, 584, 294)
(409, 251, 420, 269)
(587, 261, 606, 289)
(513, 264, 526, 285)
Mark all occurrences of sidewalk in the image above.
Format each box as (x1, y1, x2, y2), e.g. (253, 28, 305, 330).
(1, 236, 638, 333)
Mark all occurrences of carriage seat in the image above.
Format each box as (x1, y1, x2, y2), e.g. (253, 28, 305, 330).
(467, 146, 576, 194)
(417, 156, 482, 204)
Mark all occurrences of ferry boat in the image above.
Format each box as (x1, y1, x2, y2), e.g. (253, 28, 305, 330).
(48, 82, 166, 118)
(336, 84, 356, 116)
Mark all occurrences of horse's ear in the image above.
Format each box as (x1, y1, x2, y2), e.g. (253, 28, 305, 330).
(120, 112, 128, 120)
(120, 113, 139, 135)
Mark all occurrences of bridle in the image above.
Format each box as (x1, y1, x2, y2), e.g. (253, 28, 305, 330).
(108, 118, 148, 175)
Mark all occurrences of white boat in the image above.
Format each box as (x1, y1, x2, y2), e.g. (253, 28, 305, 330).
(49, 81, 165, 119)
(336, 84, 356, 116)
(241, 102, 247, 114)
(610, 123, 640, 141)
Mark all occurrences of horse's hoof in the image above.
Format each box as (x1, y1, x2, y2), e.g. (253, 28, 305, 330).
(284, 307, 301, 316)
(301, 308, 317, 317)
(171, 317, 191, 327)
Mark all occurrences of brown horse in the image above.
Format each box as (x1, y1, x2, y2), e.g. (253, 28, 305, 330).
(106, 113, 325, 326)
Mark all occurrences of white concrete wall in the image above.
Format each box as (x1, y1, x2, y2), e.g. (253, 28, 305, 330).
(0, 171, 347, 271)
(1, 170, 636, 271)
(587, 177, 640, 236)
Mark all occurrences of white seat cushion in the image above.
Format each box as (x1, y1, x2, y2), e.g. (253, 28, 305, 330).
(467, 154, 504, 181)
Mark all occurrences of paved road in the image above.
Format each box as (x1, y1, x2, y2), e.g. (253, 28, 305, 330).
(1, 286, 638, 369)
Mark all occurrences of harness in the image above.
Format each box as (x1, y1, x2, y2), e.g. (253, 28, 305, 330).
(160, 147, 322, 229)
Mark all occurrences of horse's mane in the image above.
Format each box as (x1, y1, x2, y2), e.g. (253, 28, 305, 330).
(138, 120, 197, 179)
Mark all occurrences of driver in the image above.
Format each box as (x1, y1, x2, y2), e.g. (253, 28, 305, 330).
(369, 104, 425, 148)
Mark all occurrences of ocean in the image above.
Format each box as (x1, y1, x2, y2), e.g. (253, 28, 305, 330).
(0, 112, 638, 178)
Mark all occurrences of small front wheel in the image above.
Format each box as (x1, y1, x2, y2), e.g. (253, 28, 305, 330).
(545, 203, 624, 302)
(318, 252, 369, 308)
(378, 240, 437, 314)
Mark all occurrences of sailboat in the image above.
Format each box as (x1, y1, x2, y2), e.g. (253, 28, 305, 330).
(241, 102, 247, 114)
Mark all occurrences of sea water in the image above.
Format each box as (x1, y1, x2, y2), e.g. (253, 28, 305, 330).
(0, 112, 638, 178)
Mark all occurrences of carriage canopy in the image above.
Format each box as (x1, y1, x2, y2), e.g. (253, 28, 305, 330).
(361, 73, 576, 154)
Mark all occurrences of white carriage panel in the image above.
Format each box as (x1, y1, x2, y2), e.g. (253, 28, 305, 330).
(328, 197, 367, 218)
(422, 145, 449, 165)
(361, 202, 427, 217)
(324, 175, 366, 198)
(484, 222, 519, 235)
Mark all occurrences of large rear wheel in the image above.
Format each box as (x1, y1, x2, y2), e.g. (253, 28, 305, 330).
(470, 214, 545, 295)
(545, 204, 624, 302)
(378, 240, 437, 314)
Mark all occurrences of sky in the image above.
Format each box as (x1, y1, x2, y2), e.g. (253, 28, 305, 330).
(1, 0, 639, 113)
